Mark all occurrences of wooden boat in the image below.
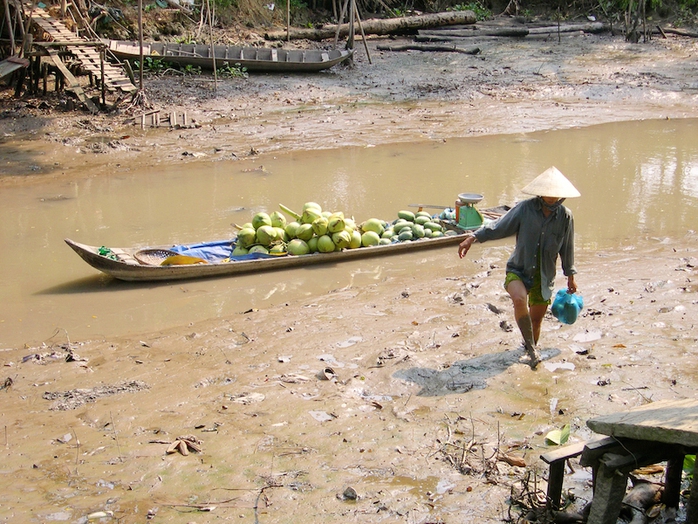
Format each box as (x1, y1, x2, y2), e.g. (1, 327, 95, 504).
(65, 205, 510, 282)
(107, 40, 353, 73)
(65, 232, 461, 282)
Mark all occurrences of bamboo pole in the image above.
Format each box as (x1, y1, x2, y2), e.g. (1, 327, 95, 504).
(333, 0, 348, 48)
(138, 0, 144, 90)
(354, 1, 371, 63)
(207, 0, 217, 89)
(4, 0, 16, 55)
(347, 0, 354, 50)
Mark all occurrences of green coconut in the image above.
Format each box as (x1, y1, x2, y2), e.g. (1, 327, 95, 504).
(256, 225, 277, 246)
(307, 236, 319, 253)
(237, 228, 257, 248)
(349, 230, 362, 249)
(332, 230, 351, 249)
(362, 218, 384, 236)
(361, 231, 381, 247)
(232, 245, 249, 256)
(270, 211, 287, 229)
(327, 213, 345, 234)
(252, 212, 272, 230)
(287, 239, 310, 256)
(303, 202, 322, 213)
(312, 216, 329, 236)
(248, 245, 269, 254)
(296, 223, 315, 242)
(285, 221, 300, 239)
(301, 206, 323, 225)
(317, 235, 335, 253)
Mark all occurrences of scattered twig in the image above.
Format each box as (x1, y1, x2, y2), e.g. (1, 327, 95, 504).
(71, 428, 80, 467)
(110, 411, 123, 462)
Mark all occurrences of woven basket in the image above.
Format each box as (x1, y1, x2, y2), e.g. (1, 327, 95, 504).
(134, 248, 180, 266)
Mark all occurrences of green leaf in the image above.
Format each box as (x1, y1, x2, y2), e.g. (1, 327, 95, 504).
(545, 424, 571, 446)
(685, 455, 695, 477)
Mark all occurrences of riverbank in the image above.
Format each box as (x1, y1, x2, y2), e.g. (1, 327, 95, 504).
(2, 30, 698, 178)
(1, 27, 698, 523)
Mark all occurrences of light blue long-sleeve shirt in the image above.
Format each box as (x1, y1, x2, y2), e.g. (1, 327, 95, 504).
(473, 197, 576, 301)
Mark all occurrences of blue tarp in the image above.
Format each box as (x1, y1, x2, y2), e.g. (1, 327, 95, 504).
(169, 240, 274, 262)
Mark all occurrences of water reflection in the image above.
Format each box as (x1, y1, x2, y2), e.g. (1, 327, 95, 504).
(1, 118, 697, 347)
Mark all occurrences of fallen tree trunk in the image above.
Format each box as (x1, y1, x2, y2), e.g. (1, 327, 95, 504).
(420, 26, 529, 37)
(376, 43, 481, 54)
(418, 21, 608, 39)
(265, 11, 476, 41)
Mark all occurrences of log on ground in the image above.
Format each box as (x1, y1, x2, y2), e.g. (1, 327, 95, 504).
(376, 43, 480, 54)
(265, 11, 476, 41)
(418, 21, 608, 39)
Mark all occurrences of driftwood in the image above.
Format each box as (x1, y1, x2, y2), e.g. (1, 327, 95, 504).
(655, 26, 698, 38)
(265, 11, 476, 41)
(418, 21, 608, 40)
(376, 43, 480, 54)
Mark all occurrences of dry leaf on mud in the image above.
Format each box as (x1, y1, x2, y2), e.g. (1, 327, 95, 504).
(166, 435, 203, 455)
(498, 453, 526, 467)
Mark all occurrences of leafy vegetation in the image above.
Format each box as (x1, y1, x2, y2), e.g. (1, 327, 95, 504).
(449, 1, 492, 20)
(219, 62, 249, 78)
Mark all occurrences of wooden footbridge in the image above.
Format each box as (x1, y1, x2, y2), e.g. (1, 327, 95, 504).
(5, 3, 137, 112)
(28, 3, 137, 110)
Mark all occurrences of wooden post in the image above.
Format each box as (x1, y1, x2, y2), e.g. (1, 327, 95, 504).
(4, 0, 16, 56)
(353, 2, 371, 64)
(138, 0, 144, 90)
(100, 47, 106, 107)
(206, 0, 217, 90)
(333, 0, 348, 48)
(347, 0, 355, 51)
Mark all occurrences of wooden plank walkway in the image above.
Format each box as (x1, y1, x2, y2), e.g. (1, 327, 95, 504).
(25, 4, 137, 95)
(0, 56, 29, 80)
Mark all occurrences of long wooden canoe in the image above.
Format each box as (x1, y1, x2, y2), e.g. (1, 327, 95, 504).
(65, 231, 467, 282)
(107, 40, 353, 73)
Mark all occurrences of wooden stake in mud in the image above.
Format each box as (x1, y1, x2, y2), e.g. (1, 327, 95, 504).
(138, 0, 144, 90)
(353, 2, 371, 64)
(206, 0, 217, 90)
(100, 47, 106, 106)
(333, 0, 349, 48)
(347, 0, 355, 52)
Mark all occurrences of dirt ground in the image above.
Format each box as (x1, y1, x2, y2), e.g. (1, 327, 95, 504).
(2, 26, 698, 523)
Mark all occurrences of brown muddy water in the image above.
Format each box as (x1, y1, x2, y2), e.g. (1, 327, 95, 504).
(1, 117, 697, 349)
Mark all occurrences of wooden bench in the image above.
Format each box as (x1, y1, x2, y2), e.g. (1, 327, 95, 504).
(540, 437, 617, 510)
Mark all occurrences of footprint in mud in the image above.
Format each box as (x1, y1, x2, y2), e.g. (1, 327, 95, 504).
(394, 347, 561, 396)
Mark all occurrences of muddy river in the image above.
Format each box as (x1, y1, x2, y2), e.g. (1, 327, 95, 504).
(1, 117, 698, 349)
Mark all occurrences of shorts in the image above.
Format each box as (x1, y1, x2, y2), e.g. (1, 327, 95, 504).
(504, 272, 551, 307)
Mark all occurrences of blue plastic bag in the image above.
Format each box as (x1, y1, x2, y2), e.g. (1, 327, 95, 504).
(551, 289, 584, 325)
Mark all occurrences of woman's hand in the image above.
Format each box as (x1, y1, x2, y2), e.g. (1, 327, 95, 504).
(458, 235, 477, 259)
(567, 275, 577, 294)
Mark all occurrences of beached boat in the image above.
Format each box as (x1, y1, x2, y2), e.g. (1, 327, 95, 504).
(65, 202, 509, 282)
(107, 40, 353, 73)
(65, 232, 461, 282)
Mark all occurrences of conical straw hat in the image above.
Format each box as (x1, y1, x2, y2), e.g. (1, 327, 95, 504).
(521, 166, 581, 198)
